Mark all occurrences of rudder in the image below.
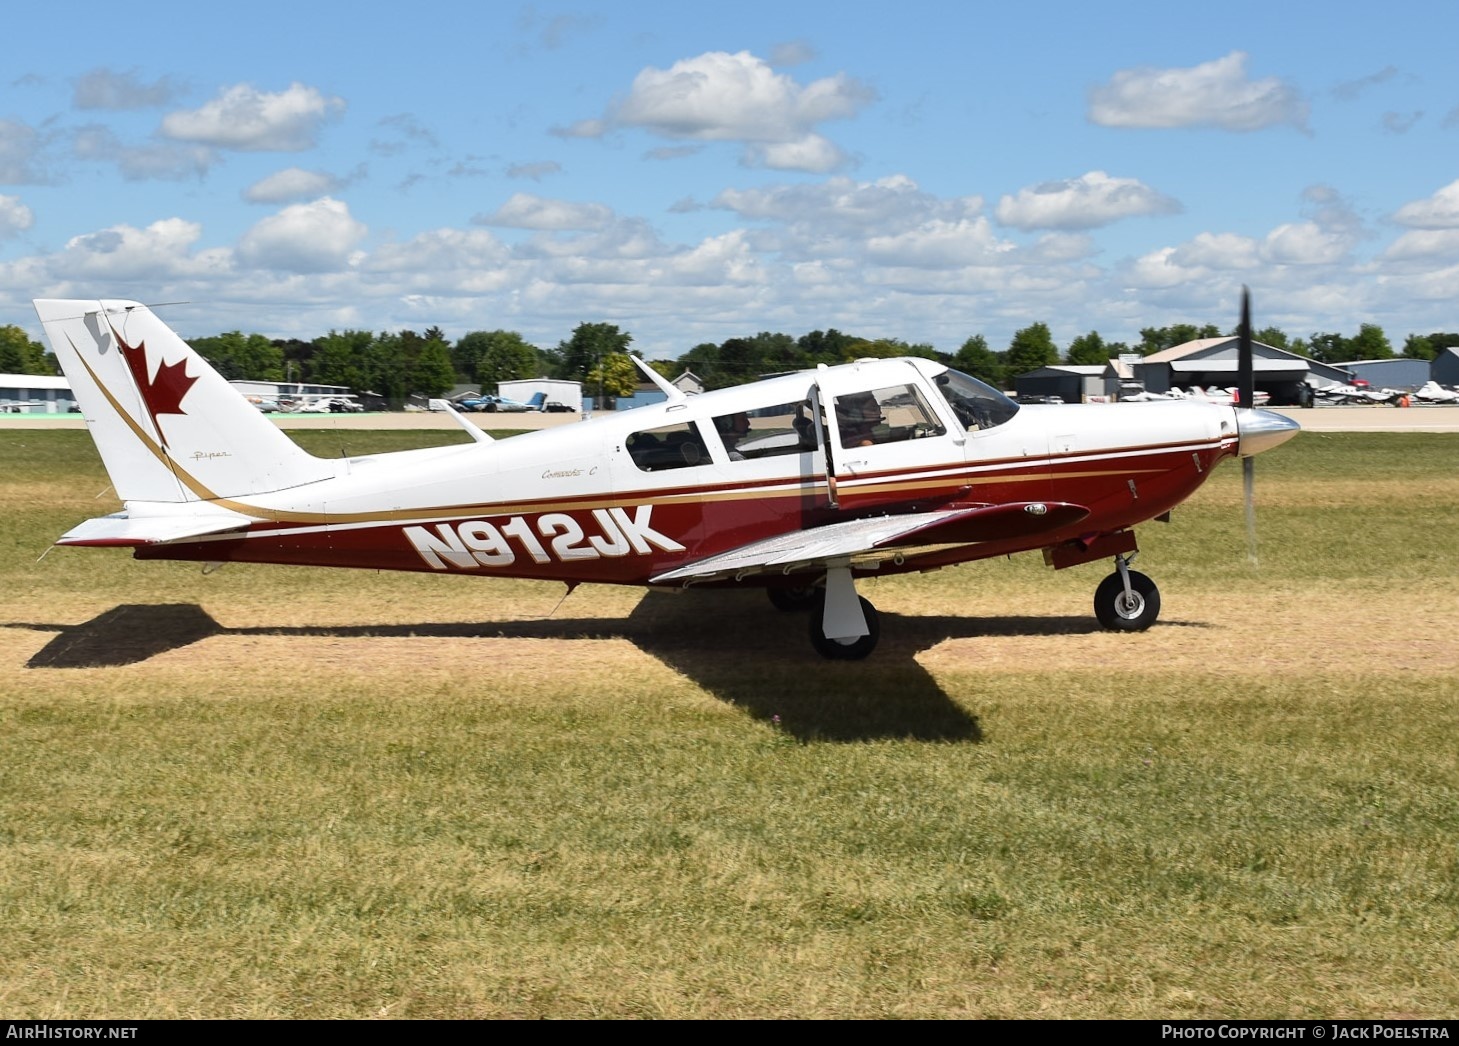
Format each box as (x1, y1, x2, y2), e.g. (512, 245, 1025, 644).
(34, 299, 337, 503)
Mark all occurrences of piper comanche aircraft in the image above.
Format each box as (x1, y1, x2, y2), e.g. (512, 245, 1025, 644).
(34, 297, 1299, 660)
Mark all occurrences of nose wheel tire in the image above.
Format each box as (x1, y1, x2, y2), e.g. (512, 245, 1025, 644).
(808, 594, 880, 660)
(1094, 570, 1160, 632)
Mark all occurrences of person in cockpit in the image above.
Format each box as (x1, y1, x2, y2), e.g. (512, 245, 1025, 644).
(715, 411, 751, 459)
(836, 392, 881, 448)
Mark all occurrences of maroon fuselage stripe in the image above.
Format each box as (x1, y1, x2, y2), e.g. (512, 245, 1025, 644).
(136, 439, 1235, 585)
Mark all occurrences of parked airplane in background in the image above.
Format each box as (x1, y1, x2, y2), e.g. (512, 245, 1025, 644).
(1167, 385, 1271, 407)
(457, 391, 547, 413)
(1315, 383, 1402, 406)
(34, 295, 1298, 659)
(1414, 380, 1459, 405)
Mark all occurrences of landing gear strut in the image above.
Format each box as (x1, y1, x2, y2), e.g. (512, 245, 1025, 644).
(807, 565, 879, 659)
(809, 594, 879, 659)
(1094, 554, 1160, 631)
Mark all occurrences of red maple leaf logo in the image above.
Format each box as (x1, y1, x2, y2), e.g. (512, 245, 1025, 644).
(114, 327, 198, 439)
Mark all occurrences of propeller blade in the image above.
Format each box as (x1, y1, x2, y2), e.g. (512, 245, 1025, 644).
(1237, 286, 1254, 410)
(1237, 287, 1259, 565)
(1243, 456, 1258, 566)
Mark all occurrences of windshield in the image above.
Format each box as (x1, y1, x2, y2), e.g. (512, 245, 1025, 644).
(933, 368, 1019, 431)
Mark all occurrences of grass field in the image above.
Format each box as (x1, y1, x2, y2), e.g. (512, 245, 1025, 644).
(2, 429, 1457, 1019)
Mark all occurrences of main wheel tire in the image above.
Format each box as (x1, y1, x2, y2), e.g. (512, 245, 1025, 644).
(808, 594, 880, 660)
(1094, 570, 1161, 631)
(767, 585, 819, 612)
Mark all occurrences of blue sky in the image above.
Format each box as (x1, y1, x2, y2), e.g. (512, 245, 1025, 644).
(3, 0, 1457, 359)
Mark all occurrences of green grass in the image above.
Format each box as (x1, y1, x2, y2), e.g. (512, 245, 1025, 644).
(1, 431, 1457, 1018)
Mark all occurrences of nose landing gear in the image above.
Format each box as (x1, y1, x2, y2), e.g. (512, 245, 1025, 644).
(1094, 553, 1160, 631)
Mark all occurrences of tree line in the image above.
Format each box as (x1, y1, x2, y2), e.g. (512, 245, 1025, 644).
(4, 318, 1457, 400)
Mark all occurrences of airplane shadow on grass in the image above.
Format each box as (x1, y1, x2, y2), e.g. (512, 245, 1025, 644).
(10, 593, 1208, 743)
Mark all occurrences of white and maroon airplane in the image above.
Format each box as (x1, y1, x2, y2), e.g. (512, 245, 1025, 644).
(34, 297, 1299, 659)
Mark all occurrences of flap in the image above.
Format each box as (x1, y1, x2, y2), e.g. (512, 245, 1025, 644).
(651, 501, 1088, 585)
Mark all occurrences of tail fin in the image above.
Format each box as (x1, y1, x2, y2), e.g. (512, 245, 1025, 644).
(528, 391, 547, 410)
(34, 299, 336, 503)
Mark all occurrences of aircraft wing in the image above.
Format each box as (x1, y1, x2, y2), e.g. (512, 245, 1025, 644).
(56, 511, 254, 547)
(651, 501, 1088, 585)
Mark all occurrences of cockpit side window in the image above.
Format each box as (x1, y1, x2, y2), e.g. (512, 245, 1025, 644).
(932, 369, 1020, 431)
(625, 421, 711, 471)
(833, 384, 946, 449)
(711, 400, 816, 461)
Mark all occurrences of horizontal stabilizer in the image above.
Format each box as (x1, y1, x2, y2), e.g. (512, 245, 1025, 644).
(652, 501, 1088, 585)
(56, 512, 254, 547)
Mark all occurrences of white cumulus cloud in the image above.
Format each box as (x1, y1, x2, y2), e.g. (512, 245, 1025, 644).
(1170, 232, 1261, 270)
(1391, 179, 1459, 229)
(609, 50, 874, 172)
(237, 198, 366, 272)
(244, 168, 344, 204)
(749, 134, 845, 173)
(1261, 222, 1350, 265)
(996, 171, 1181, 231)
(474, 193, 614, 231)
(0, 195, 34, 239)
(867, 218, 1013, 267)
(1126, 246, 1191, 289)
(714, 175, 981, 238)
(1089, 52, 1308, 132)
(162, 83, 345, 151)
(663, 229, 764, 286)
(1380, 228, 1459, 262)
(57, 218, 225, 280)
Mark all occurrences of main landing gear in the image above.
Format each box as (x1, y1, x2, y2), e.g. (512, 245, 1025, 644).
(766, 567, 880, 660)
(808, 592, 879, 660)
(1094, 553, 1161, 631)
(769, 552, 1162, 657)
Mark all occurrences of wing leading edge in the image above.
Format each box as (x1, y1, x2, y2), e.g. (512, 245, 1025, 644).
(651, 501, 1089, 585)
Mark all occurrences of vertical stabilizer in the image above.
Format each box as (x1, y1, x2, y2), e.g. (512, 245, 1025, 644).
(34, 299, 337, 503)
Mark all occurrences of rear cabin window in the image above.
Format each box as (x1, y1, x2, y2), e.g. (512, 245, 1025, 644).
(711, 400, 817, 461)
(625, 421, 711, 471)
(834, 384, 946, 448)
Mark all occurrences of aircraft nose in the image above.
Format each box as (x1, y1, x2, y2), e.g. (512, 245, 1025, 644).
(1237, 408, 1301, 457)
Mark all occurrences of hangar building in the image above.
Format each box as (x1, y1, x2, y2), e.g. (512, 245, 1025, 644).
(0, 374, 75, 413)
(1345, 358, 1429, 390)
(1014, 365, 1114, 404)
(1432, 348, 1459, 386)
(1131, 338, 1350, 405)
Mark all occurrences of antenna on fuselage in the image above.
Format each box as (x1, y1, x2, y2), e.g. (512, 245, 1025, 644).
(631, 356, 685, 404)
